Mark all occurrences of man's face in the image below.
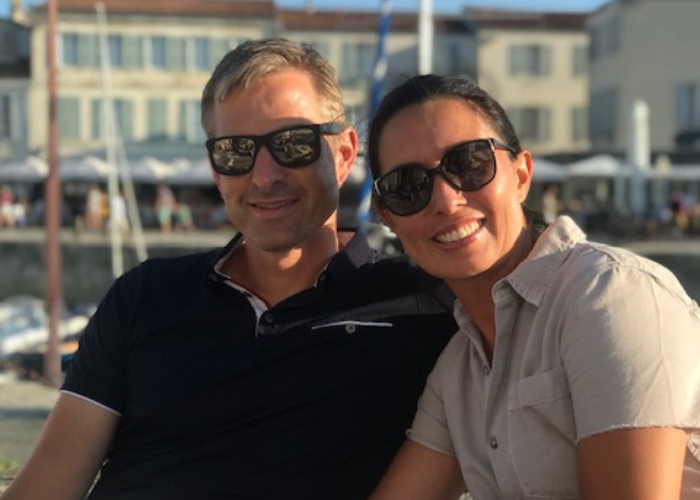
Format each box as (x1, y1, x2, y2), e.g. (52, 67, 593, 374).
(210, 69, 355, 254)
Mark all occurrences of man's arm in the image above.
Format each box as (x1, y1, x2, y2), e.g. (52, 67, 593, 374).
(578, 427, 687, 500)
(2, 393, 120, 500)
(368, 440, 466, 500)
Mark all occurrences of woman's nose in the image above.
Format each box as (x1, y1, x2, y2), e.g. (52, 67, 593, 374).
(429, 173, 465, 214)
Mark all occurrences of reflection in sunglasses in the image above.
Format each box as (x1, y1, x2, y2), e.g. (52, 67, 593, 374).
(206, 122, 343, 176)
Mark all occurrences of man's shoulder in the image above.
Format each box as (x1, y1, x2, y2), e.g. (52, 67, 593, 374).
(115, 248, 221, 292)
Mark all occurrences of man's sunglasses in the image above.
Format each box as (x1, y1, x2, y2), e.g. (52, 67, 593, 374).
(206, 122, 344, 176)
(373, 138, 518, 216)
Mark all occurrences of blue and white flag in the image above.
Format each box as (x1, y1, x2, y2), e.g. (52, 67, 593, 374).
(357, 0, 391, 228)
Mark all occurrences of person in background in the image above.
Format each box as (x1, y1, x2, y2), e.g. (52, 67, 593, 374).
(154, 182, 178, 232)
(1, 39, 457, 500)
(365, 74, 700, 500)
(84, 183, 106, 231)
(0, 184, 15, 227)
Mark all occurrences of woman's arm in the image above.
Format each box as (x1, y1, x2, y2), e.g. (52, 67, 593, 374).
(368, 439, 466, 500)
(578, 426, 687, 500)
(1, 393, 120, 500)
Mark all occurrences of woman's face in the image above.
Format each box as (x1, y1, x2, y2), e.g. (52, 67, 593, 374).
(376, 98, 533, 283)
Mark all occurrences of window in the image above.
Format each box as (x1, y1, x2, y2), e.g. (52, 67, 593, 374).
(151, 36, 167, 69)
(589, 88, 618, 144)
(179, 100, 205, 143)
(571, 107, 588, 142)
(91, 99, 102, 140)
(508, 106, 551, 143)
(340, 42, 376, 86)
(91, 99, 134, 141)
(191, 37, 210, 72)
(57, 97, 80, 140)
(0, 95, 11, 139)
(572, 45, 587, 76)
(123, 36, 144, 69)
(675, 83, 700, 131)
(166, 38, 186, 70)
(62, 33, 79, 66)
(147, 99, 169, 141)
(108, 35, 123, 68)
(590, 17, 619, 60)
(434, 40, 462, 75)
(113, 99, 133, 141)
(509, 45, 552, 77)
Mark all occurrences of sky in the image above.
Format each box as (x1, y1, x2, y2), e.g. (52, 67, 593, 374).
(1, 0, 610, 18)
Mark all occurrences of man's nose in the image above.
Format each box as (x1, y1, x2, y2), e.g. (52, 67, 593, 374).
(249, 146, 286, 187)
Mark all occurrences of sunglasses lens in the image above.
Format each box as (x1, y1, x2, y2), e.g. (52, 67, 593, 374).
(377, 166, 433, 216)
(269, 127, 320, 167)
(211, 137, 256, 174)
(377, 139, 498, 216)
(442, 141, 496, 191)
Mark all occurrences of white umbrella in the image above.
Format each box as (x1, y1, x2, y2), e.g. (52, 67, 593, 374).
(567, 154, 630, 178)
(532, 158, 566, 182)
(0, 156, 48, 182)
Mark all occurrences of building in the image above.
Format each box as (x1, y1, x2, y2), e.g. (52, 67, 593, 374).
(465, 8, 589, 155)
(588, 0, 700, 153)
(0, 16, 30, 159)
(4, 0, 477, 162)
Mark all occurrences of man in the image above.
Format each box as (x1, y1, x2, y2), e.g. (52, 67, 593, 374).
(2, 39, 455, 500)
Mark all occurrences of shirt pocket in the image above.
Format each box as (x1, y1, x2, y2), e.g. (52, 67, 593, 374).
(508, 365, 580, 499)
(310, 320, 394, 335)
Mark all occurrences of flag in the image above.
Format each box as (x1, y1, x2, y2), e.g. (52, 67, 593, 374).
(357, 0, 391, 227)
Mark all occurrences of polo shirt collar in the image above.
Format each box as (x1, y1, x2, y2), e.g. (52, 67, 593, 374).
(207, 229, 377, 287)
(323, 229, 377, 285)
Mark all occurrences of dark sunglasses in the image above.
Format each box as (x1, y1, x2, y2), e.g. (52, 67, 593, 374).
(206, 122, 344, 176)
(373, 138, 518, 216)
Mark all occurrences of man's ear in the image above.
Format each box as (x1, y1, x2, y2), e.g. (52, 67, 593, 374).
(335, 126, 358, 187)
(211, 166, 222, 190)
(514, 150, 533, 204)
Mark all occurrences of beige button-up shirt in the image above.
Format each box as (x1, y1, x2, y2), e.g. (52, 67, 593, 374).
(409, 216, 700, 499)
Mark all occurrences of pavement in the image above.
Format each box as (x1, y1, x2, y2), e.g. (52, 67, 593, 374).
(0, 371, 61, 470)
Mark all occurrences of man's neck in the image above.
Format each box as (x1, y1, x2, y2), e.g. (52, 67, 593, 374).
(223, 230, 342, 307)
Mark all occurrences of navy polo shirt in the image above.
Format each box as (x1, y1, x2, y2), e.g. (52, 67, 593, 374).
(63, 231, 457, 500)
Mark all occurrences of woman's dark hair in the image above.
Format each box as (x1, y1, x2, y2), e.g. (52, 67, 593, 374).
(367, 74, 522, 181)
(367, 74, 547, 237)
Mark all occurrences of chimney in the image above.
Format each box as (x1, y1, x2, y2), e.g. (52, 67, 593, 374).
(11, 0, 26, 24)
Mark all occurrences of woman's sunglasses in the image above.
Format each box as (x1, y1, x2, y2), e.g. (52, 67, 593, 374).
(206, 122, 343, 176)
(373, 138, 518, 216)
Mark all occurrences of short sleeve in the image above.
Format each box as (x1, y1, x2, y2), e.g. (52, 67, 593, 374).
(62, 267, 141, 413)
(407, 340, 458, 456)
(561, 263, 700, 441)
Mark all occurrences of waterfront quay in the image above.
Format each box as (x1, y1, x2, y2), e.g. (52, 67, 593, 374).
(0, 227, 699, 306)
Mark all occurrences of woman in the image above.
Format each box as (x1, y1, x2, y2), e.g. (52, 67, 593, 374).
(366, 74, 700, 500)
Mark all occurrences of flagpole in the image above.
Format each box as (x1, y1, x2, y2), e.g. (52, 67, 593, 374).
(44, 0, 62, 387)
(356, 0, 391, 228)
(419, 0, 433, 74)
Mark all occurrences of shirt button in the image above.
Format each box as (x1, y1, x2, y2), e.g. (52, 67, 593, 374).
(489, 437, 498, 449)
(345, 324, 357, 334)
(482, 365, 490, 375)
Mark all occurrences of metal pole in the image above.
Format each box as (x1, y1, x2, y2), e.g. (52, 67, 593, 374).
(44, 0, 62, 387)
(96, 2, 124, 278)
(418, 0, 433, 75)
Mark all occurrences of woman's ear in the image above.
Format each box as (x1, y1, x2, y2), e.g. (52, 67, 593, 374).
(374, 203, 396, 233)
(514, 150, 534, 204)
